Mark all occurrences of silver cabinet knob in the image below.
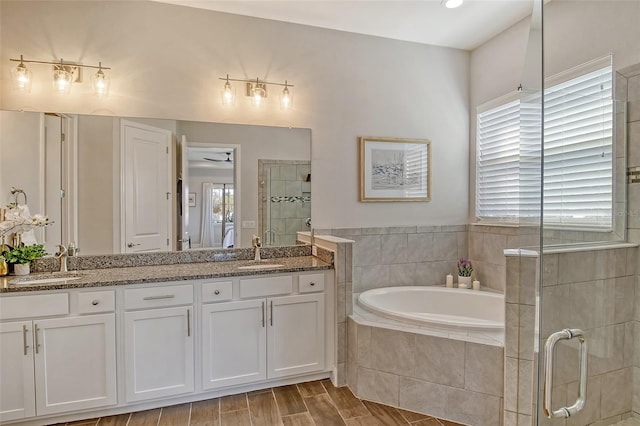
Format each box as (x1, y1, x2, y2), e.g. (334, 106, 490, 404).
(214, 290, 220, 295)
(92, 300, 99, 306)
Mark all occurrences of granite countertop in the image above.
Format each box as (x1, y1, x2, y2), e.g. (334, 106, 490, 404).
(0, 256, 332, 293)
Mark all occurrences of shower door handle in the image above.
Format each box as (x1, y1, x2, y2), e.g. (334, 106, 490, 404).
(543, 328, 588, 418)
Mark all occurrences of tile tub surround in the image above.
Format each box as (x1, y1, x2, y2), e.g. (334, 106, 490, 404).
(504, 246, 638, 426)
(1, 255, 332, 292)
(347, 317, 504, 426)
(314, 226, 468, 294)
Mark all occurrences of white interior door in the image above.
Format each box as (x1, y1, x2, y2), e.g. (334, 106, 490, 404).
(44, 114, 62, 254)
(121, 120, 172, 253)
(178, 135, 190, 250)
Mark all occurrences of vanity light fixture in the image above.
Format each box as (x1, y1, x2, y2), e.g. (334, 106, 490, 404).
(442, 0, 463, 8)
(219, 76, 294, 110)
(10, 55, 32, 92)
(9, 55, 111, 96)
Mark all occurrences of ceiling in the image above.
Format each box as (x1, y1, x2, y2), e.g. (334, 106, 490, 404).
(154, 0, 534, 50)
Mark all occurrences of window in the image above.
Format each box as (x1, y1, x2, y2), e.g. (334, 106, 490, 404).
(475, 61, 613, 228)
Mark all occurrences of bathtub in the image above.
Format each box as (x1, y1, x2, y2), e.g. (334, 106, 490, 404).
(357, 286, 504, 332)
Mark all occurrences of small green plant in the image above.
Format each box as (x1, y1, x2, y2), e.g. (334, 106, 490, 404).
(4, 244, 47, 264)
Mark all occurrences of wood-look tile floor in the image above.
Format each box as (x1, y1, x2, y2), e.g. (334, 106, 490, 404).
(52, 380, 465, 426)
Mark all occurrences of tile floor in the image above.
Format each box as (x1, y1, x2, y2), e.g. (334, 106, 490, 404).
(51, 380, 465, 426)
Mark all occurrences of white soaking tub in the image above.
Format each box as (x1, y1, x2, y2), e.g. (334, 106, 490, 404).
(357, 286, 504, 332)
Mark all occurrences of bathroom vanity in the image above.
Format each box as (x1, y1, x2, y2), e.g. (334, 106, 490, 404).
(0, 254, 335, 425)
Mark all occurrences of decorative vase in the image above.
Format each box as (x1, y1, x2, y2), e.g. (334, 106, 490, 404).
(458, 275, 472, 287)
(0, 259, 7, 276)
(14, 263, 30, 276)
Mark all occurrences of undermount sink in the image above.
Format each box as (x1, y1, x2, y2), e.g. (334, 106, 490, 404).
(237, 264, 285, 270)
(10, 274, 83, 285)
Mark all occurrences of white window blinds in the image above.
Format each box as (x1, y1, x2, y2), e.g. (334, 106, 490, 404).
(476, 99, 521, 220)
(475, 63, 613, 228)
(543, 66, 613, 227)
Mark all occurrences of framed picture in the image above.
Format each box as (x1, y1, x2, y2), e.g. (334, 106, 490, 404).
(359, 137, 431, 202)
(188, 193, 196, 207)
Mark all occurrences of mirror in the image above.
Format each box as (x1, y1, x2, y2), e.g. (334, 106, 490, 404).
(0, 110, 311, 255)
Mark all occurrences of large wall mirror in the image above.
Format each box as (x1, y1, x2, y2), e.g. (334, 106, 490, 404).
(0, 110, 311, 255)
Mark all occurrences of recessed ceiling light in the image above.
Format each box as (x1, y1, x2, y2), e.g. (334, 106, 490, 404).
(442, 0, 464, 9)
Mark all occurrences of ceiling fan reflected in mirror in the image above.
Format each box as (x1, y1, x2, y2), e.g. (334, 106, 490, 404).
(204, 152, 233, 163)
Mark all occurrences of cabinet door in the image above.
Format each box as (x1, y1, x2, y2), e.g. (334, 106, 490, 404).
(124, 306, 194, 402)
(201, 300, 266, 390)
(267, 293, 324, 378)
(0, 321, 36, 422)
(34, 314, 116, 416)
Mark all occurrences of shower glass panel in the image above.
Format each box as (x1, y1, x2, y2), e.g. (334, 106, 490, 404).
(259, 160, 311, 246)
(536, 1, 635, 425)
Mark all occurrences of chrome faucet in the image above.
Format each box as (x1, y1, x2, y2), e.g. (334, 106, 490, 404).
(252, 235, 262, 261)
(55, 245, 68, 273)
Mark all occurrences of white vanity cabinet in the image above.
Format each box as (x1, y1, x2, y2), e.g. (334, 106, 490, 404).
(123, 284, 195, 402)
(201, 273, 326, 390)
(0, 292, 117, 422)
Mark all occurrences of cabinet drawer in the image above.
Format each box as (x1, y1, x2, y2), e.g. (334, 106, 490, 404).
(240, 275, 293, 298)
(0, 293, 69, 320)
(77, 290, 115, 314)
(202, 281, 233, 303)
(124, 284, 193, 310)
(299, 273, 325, 293)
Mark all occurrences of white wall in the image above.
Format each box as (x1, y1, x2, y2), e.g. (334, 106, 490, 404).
(0, 0, 471, 229)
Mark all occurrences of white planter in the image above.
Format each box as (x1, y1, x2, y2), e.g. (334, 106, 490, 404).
(13, 263, 30, 276)
(458, 275, 472, 287)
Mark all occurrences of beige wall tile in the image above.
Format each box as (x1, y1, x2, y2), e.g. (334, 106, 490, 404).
(517, 360, 534, 416)
(464, 343, 504, 396)
(356, 367, 399, 407)
(353, 235, 381, 266)
(558, 251, 597, 284)
(380, 234, 408, 264)
(505, 303, 520, 359)
(370, 327, 416, 377)
(504, 357, 519, 412)
(601, 367, 632, 418)
(414, 334, 465, 388)
(446, 387, 502, 426)
(398, 377, 448, 419)
(408, 233, 434, 262)
(356, 324, 372, 369)
(566, 375, 601, 426)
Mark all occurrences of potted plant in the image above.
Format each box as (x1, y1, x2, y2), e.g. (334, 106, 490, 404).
(457, 258, 473, 287)
(4, 244, 47, 275)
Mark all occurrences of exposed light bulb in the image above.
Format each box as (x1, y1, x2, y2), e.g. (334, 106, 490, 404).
(91, 63, 110, 98)
(222, 80, 234, 106)
(11, 56, 32, 92)
(250, 81, 267, 108)
(53, 65, 73, 95)
(280, 84, 292, 110)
